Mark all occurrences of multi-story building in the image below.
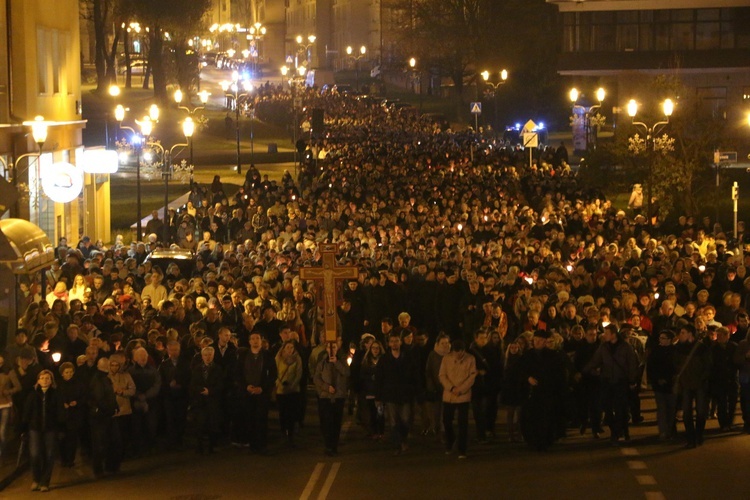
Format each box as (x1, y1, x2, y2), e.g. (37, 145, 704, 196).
(547, 0, 750, 149)
(0, 0, 98, 243)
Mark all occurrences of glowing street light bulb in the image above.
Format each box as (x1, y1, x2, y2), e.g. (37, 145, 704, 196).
(663, 98, 674, 117)
(627, 99, 638, 118)
(109, 84, 121, 97)
(198, 90, 210, 104)
(174, 89, 183, 104)
(569, 88, 579, 103)
(115, 104, 125, 122)
(596, 87, 606, 102)
(149, 104, 160, 121)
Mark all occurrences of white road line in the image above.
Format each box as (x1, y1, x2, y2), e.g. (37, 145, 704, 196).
(627, 460, 648, 470)
(636, 475, 657, 486)
(317, 462, 341, 500)
(300, 462, 325, 500)
(621, 447, 640, 456)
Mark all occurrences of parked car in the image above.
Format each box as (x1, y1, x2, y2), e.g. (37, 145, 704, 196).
(144, 248, 195, 278)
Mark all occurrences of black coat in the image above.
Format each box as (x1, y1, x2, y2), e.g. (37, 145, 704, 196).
(647, 344, 675, 394)
(189, 362, 224, 409)
(236, 348, 277, 396)
(375, 350, 419, 404)
(159, 356, 191, 400)
(22, 386, 65, 433)
(88, 370, 118, 419)
(58, 377, 85, 430)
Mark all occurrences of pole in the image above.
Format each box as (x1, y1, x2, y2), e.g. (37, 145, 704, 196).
(250, 108, 255, 165)
(355, 60, 360, 92)
(189, 137, 194, 188)
(235, 94, 242, 175)
(136, 145, 142, 241)
(474, 113, 478, 132)
(163, 151, 170, 245)
(734, 181, 739, 241)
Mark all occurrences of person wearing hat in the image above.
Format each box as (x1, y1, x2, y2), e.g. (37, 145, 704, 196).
(519, 329, 566, 451)
(584, 323, 639, 445)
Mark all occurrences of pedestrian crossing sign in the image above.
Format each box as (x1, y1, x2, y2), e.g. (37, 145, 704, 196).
(470, 102, 482, 114)
(286, 55, 294, 65)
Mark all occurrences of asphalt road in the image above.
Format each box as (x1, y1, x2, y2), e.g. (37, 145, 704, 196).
(4, 393, 750, 499)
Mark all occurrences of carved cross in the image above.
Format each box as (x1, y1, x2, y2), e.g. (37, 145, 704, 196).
(299, 243, 358, 342)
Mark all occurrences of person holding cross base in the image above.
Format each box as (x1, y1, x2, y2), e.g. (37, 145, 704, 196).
(314, 340, 350, 456)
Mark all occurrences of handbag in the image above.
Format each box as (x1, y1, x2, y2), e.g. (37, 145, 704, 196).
(672, 341, 701, 395)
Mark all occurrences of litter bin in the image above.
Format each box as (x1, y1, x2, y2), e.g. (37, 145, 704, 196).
(267, 143, 278, 153)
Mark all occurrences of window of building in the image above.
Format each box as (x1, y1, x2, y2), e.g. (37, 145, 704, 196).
(696, 87, 726, 118)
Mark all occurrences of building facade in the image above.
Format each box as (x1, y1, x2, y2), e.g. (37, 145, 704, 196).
(0, 0, 96, 244)
(547, 0, 750, 148)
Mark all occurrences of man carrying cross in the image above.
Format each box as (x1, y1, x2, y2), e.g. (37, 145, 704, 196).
(299, 244, 359, 346)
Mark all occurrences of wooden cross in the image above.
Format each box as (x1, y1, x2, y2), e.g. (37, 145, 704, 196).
(299, 243, 359, 342)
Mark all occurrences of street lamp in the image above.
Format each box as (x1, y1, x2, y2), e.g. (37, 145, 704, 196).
(106, 84, 120, 147)
(481, 69, 508, 133)
(0, 116, 50, 219)
(221, 71, 253, 175)
(248, 22, 266, 78)
(346, 45, 367, 92)
(627, 97, 674, 227)
(284, 65, 307, 176)
(569, 87, 605, 152)
(408, 57, 422, 110)
(148, 119, 191, 243)
(296, 34, 316, 66)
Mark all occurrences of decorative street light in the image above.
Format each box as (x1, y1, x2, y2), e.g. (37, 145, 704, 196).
(283, 65, 307, 176)
(481, 69, 508, 133)
(106, 84, 120, 147)
(248, 22, 266, 78)
(346, 45, 367, 92)
(0, 116, 50, 219)
(569, 87, 606, 153)
(221, 71, 253, 175)
(147, 119, 191, 243)
(627, 97, 674, 227)
(408, 57, 422, 110)
(296, 34, 316, 66)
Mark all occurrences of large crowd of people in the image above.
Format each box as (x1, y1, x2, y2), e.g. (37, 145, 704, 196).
(4, 85, 750, 491)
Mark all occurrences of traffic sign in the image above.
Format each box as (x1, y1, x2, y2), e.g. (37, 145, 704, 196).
(523, 132, 538, 149)
(286, 55, 294, 65)
(714, 151, 737, 164)
(470, 102, 482, 114)
(523, 119, 537, 133)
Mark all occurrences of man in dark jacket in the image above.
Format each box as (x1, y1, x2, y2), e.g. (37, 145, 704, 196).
(468, 328, 502, 442)
(128, 347, 162, 456)
(190, 347, 224, 454)
(574, 325, 602, 438)
(584, 323, 639, 445)
(88, 358, 119, 478)
(159, 341, 191, 449)
(674, 323, 712, 448)
(710, 327, 738, 432)
(236, 332, 277, 454)
(520, 330, 567, 451)
(376, 331, 419, 455)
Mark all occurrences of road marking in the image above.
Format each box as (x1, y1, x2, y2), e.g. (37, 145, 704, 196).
(621, 447, 640, 456)
(636, 475, 657, 485)
(317, 462, 341, 500)
(627, 461, 648, 470)
(300, 462, 325, 500)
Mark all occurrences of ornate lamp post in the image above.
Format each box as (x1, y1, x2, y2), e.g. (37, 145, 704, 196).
(569, 87, 605, 152)
(296, 34, 316, 66)
(346, 45, 367, 91)
(221, 72, 253, 175)
(627, 97, 674, 227)
(481, 69, 508, 132)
